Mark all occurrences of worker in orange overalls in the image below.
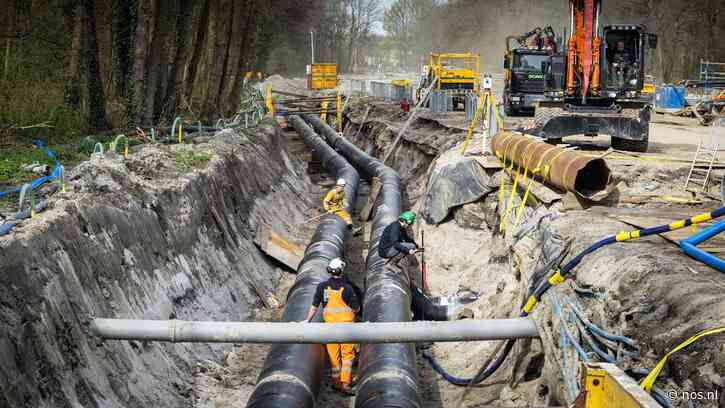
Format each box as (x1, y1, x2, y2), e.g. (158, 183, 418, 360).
(306, 258, 360, 396)
(323, 178, 361, 235)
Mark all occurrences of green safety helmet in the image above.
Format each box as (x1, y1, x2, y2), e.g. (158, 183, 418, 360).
(399, 211, 416, 225)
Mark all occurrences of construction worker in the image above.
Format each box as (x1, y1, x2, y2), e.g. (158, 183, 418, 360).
(400, 97, 410, 113)
(378, 211, 422, 268)
(610, 40, 634, 86)
(305, 258, 359, 396)
(323, 178, 360, 235)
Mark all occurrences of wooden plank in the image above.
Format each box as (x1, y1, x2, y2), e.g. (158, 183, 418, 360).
(360, 177, 382, 221)
(254, 224, 304, 272)
(473, 154, 503, 169)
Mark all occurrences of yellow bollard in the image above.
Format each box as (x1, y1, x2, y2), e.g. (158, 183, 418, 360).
(266, 86, 275, 118)
(321, 100, 329, 122)
(178, 122, 183, 144)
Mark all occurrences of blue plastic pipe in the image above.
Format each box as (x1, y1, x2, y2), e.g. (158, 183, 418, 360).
(680, 220, 725, 272)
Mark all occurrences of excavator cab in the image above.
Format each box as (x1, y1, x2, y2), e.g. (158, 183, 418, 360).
(601, 25, 655, 96)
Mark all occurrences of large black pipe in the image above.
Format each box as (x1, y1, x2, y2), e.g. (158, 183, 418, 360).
(303, 115, 422, 408)
(247, 115, 359, 408)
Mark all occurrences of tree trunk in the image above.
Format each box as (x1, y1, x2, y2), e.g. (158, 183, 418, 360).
(82, 0, 108, 130)
(113, 0, 137, 127)
(3, 1, 14, 81)
(133, 0, 151, 124)
(164, 0, 193, 121)
(61, 1, 82, 108)
(223, 0, 250, 114)
(184, 0, 209, 108)
(203, 0, 232, 118)
(227, 0, 256, 113)
(143, 0, 165, 124)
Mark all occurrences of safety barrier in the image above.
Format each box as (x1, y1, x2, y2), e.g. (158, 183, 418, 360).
(303, 114, 421, 408)
(246, 115, 360, 408)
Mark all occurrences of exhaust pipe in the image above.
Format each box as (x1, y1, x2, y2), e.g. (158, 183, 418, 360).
(246, 115, 360, 408)
(303, 115, 421, 408)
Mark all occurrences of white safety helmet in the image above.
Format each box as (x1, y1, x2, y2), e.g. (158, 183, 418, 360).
(336, 178, 346, 187)
(327, 258, 346, 275)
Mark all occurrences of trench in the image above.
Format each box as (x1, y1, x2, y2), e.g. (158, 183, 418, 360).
(2, 94, 724, 408)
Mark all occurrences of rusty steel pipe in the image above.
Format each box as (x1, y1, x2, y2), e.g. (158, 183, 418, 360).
(491, 132, 612, 198)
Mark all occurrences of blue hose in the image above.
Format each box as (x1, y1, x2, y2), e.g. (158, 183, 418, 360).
(420, 349, 477, 386)
(0, 222, 15, 236)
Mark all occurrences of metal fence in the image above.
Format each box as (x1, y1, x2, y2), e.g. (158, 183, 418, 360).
(369, 81, 413, 102)
(429, 90, 481, 113)
(341, 79, 368, 96)
(700, 60, 725, 88)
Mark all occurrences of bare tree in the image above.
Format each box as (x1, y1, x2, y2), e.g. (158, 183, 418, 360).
(114, 0, 137, 127)
(184, 0, 210, 108)
(165, 0, 193, 120)
(202, 0, 233, 118)
(132, 0, 151, 124)
(81, 0, 107, 130)
(63, 0, 82, 109)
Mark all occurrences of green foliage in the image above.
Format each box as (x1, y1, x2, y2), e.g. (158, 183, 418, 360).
(0, 142, 86, 186)
(174, 150, 211, 171)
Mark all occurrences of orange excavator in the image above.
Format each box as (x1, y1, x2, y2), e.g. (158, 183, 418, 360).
(532, 0, 658, 152)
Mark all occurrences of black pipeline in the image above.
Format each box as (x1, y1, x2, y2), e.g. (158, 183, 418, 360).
(246, 115, 360, 408)
(303, 115, 421, 408)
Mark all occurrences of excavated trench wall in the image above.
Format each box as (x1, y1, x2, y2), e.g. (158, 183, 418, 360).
(0, 122, 314, 408)
(343, 101, 725, 407)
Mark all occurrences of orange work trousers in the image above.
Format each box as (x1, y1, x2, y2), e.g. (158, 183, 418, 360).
(326, 343, 355, 386)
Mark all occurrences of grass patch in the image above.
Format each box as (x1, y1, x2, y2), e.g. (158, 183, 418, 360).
(0, 143, 87, 186)
(174, 150, 211, 171)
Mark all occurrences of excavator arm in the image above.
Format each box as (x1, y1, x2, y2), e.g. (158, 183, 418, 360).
(566, 0, 602, 101)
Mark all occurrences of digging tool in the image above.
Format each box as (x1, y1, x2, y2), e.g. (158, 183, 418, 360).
(304, 210, 333, 223)
(421, 230, 430, 295)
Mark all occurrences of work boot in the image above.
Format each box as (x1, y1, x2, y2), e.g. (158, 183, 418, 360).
(338, 384, 356, 396)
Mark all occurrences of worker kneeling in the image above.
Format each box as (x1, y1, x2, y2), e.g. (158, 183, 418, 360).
(378, 211, 422, 270)
(306, 258, 359, 396)
(324, 178, 361, 235)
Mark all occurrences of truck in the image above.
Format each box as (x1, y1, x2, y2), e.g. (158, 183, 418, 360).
(503, 27, 557, 116)
(417, 52, 480, 110)
(533, 0, 658, 152)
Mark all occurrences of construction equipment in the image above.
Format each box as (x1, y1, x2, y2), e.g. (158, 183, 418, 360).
(418, 52, 480, 110)
(684, 140, 720, 193)
(307, 63, 338, 90)
(503, 27, 558, 115)
(577, 363, 660, 407)
(532, 0, 658, 152)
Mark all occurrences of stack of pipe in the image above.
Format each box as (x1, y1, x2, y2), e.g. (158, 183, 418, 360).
(246, 115, 359, 408)
(303, 114, 421, 408)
